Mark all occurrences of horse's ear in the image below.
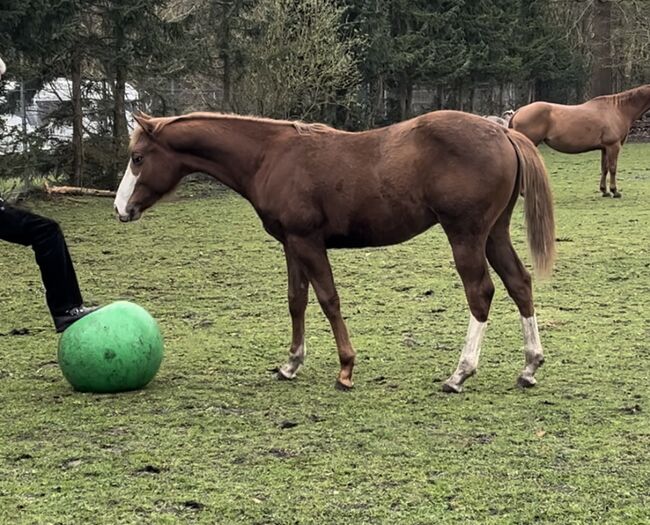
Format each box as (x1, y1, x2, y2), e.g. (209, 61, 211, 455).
(132, 112, 155, 136)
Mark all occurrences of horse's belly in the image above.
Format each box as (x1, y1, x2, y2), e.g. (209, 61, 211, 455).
(545, 136, 599, 154)
(324, 208, 438, 249)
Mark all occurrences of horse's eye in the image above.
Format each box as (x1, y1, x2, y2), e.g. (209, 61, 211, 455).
(132, 153, 144, 166)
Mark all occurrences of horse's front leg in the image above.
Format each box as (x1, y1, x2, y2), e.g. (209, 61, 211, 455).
(606, 143, 622, 198)
(277, 249, 308, 380)
(600, 150, 610, 197)
(286, 235, 356, 390)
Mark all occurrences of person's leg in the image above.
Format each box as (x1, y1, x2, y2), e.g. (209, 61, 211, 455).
(0, 201, 94, 331)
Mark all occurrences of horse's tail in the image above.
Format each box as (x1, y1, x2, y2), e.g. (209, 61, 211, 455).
(507, 130, 555, 278)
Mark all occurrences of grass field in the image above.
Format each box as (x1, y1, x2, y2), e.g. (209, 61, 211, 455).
(1, 145, 649, 524)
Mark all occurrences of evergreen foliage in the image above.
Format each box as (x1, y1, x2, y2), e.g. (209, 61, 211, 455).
(0, 0, 646, 187)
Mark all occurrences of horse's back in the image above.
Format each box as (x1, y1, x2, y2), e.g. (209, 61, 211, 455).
(258, 111, 520, 247)
(330, 111, 518, 242)
(358, 111, 517, 198)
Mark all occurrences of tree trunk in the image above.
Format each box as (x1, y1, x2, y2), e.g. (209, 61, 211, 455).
(434, 85, 441, 110)
(169, 78, 176, 116)
(367, 75, 384, 127)
(397, 73, 413, 120)
(45, 183, 116, 197)
(591, 0, 613, 96)
(71, 51, 84, 187)
(406, 83, 413, 118)
(221, 15, 231, 111)
(112, 14, 129, 190)
(499, 83, 505, 113)
(113, 62, 128, 189)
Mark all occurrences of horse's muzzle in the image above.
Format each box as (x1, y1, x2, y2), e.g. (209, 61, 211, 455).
(115, 205, 141, 222)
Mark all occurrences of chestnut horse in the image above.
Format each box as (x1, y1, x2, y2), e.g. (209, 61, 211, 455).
(510, 84, 650, 197)
(114, 111, 555, 393)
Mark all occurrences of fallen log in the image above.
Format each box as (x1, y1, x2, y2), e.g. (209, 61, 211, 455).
(44, 183, 116, 198)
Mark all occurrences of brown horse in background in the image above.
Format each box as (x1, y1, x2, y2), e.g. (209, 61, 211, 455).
(114, 110, 555, 393)
(510, 84, 650, 197)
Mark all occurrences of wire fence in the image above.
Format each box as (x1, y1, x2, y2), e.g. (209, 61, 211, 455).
(0, 78, 228, 192)
(1, 76, 649, 193)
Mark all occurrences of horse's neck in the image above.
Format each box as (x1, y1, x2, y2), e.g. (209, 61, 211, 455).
(174, 118, 281, 198)
(618, 87, 650, 122)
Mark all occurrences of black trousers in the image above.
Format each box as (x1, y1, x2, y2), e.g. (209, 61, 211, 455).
(0, 199, 83, 318)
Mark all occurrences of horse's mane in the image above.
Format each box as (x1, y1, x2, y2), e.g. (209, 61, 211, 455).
(131, 112, 335, 147)
(592, 84, 650, 106)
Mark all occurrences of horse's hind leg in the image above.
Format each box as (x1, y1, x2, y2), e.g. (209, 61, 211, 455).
(277, 249, 308, 380)
(600, 150, 610, 197)
(442, 233, 495, 393)
(606, 143, 622, 198)
(486, 223, 544, 387)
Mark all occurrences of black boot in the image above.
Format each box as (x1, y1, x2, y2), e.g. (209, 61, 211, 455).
(55, 305, 100, 333)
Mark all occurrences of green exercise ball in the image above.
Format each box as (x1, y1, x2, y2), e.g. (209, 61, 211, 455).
(57, 301, 164, 393)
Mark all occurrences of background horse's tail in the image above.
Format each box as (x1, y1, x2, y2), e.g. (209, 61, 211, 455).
(507, 130, 556, 278)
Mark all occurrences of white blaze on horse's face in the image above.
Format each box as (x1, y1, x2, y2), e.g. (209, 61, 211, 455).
(114, 161, 139, 222)
(0, 56, 7, 79)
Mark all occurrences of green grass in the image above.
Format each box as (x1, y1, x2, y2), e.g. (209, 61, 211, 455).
(1, 146, 649, 524)
(0, 176, 46, 201)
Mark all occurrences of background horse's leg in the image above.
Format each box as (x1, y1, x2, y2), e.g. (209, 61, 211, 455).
(277, 249, 308, 380)
(486, 222, 544, 387)
(600, 150, 610, 197)
(286, 235, 356, 389)
(442, 234, 494, 393)
(606, 143, 622, 198)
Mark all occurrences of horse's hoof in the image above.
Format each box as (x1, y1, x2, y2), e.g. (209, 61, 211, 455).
(612, 191, 622, 199)
(601, 192, 611, 197)
(275, 366, 297, 381)
(442, 381, 462, 394)
(517, 374, 537, 388)
(335, 379, 354, 391)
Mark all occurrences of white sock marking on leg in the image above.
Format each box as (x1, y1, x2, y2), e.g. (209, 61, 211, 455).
(280, 342, 306, 379)
(458, 314, 488, 374)
(521, 314, 543, 378)
(446, 314, 487, 389)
